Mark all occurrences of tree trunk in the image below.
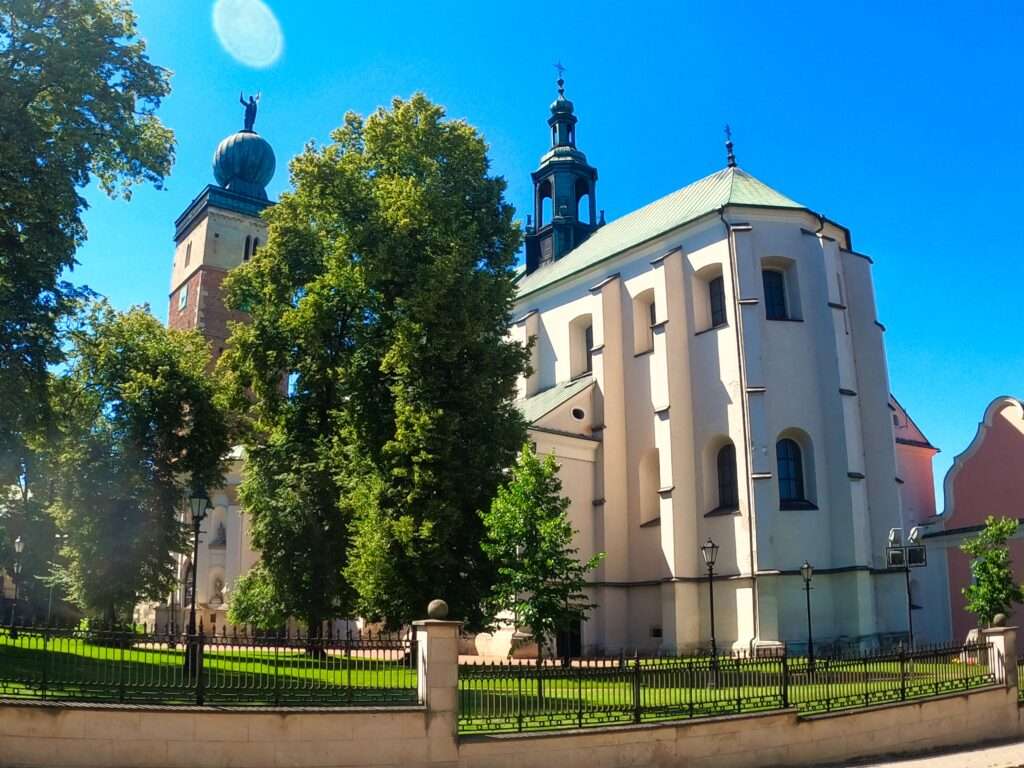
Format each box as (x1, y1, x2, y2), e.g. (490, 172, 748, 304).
(536, 633, 544, 705)
(305, 615, 326, 657)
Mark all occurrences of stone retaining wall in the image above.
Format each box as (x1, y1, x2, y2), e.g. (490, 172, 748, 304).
(0, 623, 1020, 768)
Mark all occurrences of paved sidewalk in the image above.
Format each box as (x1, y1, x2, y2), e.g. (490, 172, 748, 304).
(839, 740, 1024, 767)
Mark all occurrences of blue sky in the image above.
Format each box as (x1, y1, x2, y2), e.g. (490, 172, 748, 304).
(73, 0, 1023, 504)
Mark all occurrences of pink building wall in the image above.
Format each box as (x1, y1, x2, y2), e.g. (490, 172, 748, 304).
(942, 397, 1024, 641)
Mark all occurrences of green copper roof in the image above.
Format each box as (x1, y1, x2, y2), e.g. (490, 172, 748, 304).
(516, 166, 804, 299)
(516, 375, 593, 425)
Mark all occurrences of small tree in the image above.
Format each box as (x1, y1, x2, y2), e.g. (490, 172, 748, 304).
(47, 302, 229, 625)
(481, 443, 603, 662)
(961, 515, 1024, 627)
(227, 563, 289, 632)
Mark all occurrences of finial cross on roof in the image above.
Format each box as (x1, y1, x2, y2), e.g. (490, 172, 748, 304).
(724, 123, 737, 168)
(554, 61, 566, 96)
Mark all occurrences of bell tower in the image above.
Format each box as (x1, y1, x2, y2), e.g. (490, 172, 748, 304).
(524, 72, 600, 274)
(167, 94, 275, 365)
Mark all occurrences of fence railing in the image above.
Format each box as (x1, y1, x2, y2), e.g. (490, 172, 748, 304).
(0, 625, 418, 707)
(458, 642, 999, 734)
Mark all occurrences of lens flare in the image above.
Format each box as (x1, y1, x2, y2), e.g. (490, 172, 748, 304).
(212, 0, 284, 69)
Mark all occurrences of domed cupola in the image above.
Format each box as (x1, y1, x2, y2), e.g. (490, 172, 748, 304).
(212, 93, 276, 200)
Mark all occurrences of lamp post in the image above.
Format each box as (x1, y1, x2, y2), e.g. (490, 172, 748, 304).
(700, 538, 720, 685)
(184, 485, 210, 674)
(800, 561, 815, 673)
(10, 536, 24, 639)
(885, 527, 926, 648)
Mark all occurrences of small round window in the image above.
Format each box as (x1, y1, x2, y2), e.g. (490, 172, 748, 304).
(571, 407, 586, 421)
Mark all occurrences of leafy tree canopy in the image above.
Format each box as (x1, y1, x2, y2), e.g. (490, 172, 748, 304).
(961, 515, 1024, 627)
(481, 443, 603, 659)
(0, 0, 174, 490)
(46, 302, 228, 624)
(221, 94, 528, 630)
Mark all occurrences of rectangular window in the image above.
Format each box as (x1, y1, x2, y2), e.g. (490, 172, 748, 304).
(184, 241, 192, 267)
(178, 284, 188, 311)
(709, 276, 726, 328)
(762, 270, 788, 320)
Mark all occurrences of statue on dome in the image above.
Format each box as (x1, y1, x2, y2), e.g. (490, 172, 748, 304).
(239, 92, 260, 132)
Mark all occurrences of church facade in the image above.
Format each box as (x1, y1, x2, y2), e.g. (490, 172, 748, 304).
(508, 81, 937, 654)
(145, 85, 940, 654)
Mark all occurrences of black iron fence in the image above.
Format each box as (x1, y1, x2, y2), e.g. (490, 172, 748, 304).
(1019, 656, 1023, 703)
(0, 625, 418, 707)
(458, 641, 999, 734)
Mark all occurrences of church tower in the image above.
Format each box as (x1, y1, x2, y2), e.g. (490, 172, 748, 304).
(524, 74, 600, 273)
(167, 95, 276, 364)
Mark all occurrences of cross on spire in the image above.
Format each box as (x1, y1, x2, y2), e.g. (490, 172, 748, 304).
(724, 124, 736, 168)
(554, 61, 566, 97)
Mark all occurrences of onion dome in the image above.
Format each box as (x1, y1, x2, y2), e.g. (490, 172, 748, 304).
(550, 95, 575, 115)
(212, 130, 276, 201)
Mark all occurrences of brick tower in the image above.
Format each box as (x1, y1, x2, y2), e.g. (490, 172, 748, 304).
(167, 95, 275, 363)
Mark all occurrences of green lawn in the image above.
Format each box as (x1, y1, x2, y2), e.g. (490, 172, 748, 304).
(0, 630, 997, 728)
(0, 630, 417, 706)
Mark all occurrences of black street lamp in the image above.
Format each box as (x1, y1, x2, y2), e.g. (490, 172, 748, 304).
(10, 536, 24, 639)
(800, 561, 815, 673)
(700, 538, 720, 684)
(184, 485, 210, 674)
(886, 527, 926, 648)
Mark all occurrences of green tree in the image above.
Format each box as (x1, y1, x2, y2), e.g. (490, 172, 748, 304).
(221, 94, 528, 630)
(0, 0, 173, 566)
(481, 443, 603, 661)
(46, 303, 228, 624)
(961, 515, 1024, 627)
(227, 563, 289, 631)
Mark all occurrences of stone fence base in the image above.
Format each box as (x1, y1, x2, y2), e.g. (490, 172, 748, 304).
(1, 685, 1021, 768)
(0, 622, 1020, 768)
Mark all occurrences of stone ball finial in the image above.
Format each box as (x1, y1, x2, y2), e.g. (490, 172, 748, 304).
(427, 599, 449, 620)
(992, 613, 1007, 627)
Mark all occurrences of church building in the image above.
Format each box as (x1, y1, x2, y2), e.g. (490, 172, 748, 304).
(507, 77, 937, 654)
(147, 83, 939, 654)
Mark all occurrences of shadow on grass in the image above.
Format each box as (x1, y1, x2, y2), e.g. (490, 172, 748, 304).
(0, 638, 416, 705)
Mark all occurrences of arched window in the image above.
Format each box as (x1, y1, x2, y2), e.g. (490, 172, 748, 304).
(709, 276, 727, 328)
(252, 237, 259, 257)
(716, 444, 739, 510)
(569, 314, 594, 379)
(776, 438, 805, 507)
(244, 235, 252, 262)
(575, 178, 591, 224)
(539, 180, 553, 226)
(639, 448, 660, 525)
(584, 324, 593, 374)
(632, 289, 656, 354)
(762, 269, 788, 320)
